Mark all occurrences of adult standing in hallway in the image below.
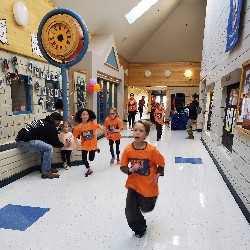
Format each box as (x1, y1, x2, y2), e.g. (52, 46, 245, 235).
(138, 96, 146, 119)
(184, 93, 199, 139)
(126, 93, 137, 130)
(150, 95, 159, 124)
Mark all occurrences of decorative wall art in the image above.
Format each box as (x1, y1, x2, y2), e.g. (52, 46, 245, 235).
(235, 60, 250, 135)
(0, 77, 3, 88)
(0, 19, 8, 44)
(73, 70, 87, 113)
(31, 33, 42, 57)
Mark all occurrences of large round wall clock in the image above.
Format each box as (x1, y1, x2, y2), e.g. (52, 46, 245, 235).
(37, 8, 89, 122)
(37, 8, 89, 67)
(41, 14, 83, 61)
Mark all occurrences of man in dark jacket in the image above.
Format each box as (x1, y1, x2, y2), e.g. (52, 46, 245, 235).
(16, 113, 68, 179)
(184, 93, 199, 139)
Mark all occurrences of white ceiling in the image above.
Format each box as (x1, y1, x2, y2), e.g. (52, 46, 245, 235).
(50, 0, 207, 62)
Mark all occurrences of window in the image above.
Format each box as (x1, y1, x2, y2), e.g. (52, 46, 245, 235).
(45, 80, 59, 111)
(125, 0, 159, 24)
(11, 75, 32, 114)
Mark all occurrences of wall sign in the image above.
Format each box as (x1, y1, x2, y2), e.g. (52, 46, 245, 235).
(225, 0, 243, 52)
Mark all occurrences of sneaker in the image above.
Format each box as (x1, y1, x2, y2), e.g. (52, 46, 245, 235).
(63, 164, 69, 170)
(110, 156, 115, 165)
(134, 227, 147, 238)
(51, 168, 58, 173)
(156, 138, 160, 141)
(41, 172, 60, 179)
(85, 168, 93, 177)
(185, 136, 194, 139)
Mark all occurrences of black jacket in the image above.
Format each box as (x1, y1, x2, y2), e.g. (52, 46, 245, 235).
(187, 100, 198, 120)
(16, 116, 64, 148)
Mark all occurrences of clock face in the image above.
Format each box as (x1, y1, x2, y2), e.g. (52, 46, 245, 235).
(41, 14, 82, 61)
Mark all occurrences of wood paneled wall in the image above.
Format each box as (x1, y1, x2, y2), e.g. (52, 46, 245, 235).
(0, 0, 56, 61)
(128, 62, 201, 87)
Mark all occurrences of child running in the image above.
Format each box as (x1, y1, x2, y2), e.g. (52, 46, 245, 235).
(120, 120, 165, 238)
(73, 108, 104, 177)
(104, 107, 123, 165)
(59, 122, 74, 169)
(154, 102, 165, 141)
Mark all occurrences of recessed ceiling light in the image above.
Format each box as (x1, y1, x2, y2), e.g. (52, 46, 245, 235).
(125, 0, 159, 24)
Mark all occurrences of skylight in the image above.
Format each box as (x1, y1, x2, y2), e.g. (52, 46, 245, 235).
(125, 0, 159, 24)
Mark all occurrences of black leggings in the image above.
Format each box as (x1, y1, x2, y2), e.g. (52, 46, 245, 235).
(138, 108, 143, 119)
(61, 150, 72, 166)
(128, 111, 136, 127)
(155, 122, 163, 139)
(82, 150, 96, 168)
(109, 139, 120, 160)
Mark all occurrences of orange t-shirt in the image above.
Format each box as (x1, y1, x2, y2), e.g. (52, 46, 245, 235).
(120, 143, 165, 197)
(154, 108, 165, 125)
(126, 98, 137, 111)
(104, 117, 123, 141)
(73, 121, 99, 151)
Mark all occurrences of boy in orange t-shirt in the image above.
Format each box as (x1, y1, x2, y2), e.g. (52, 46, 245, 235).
(73, 108, 104, 177)
(120, 120, 165, 238)
(104, 107, 123, 165)
(154, 102, 165, 141)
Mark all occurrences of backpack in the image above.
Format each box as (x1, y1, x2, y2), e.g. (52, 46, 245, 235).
(196, 105, 202, 115)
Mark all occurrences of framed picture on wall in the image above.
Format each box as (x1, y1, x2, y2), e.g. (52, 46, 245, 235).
(235, 60, 250, 136)
(72, 70, 87, 113)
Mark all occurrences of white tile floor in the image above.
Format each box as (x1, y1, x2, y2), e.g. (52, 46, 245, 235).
(0, 115, 250, 250)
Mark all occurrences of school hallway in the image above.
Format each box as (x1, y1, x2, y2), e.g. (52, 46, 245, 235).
(0, 122, 250, 250)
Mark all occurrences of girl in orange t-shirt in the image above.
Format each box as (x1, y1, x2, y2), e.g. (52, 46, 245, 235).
(120, 120, 165, 238)
(154, 102, 165, 141)
(104, 108, 123, 165)
(126, 93, 137, 130)
(73, 108, 104, 177)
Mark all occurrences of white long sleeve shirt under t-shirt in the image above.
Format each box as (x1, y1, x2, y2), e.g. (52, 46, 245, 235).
(59, 131, 74, 150)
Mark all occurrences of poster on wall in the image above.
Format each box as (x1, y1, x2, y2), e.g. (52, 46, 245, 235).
(73, 70, 87, 113)
(0, 19, 8, 44)
(225, 108, 236, 134)
(31, 33, 42, 57)
(236, 60, 250, 135)
(225, 0, 243, 52)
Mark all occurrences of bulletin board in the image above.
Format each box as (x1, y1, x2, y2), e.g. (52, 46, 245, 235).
(72, 70, 87, 113)
(235, 60, 250, 136)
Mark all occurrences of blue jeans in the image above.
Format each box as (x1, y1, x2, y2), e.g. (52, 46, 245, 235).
(16, 140, 53, 174)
